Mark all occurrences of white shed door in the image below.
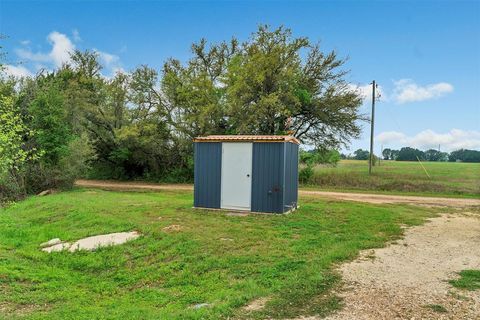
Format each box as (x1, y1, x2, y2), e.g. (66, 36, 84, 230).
(221, 143, 252, 210)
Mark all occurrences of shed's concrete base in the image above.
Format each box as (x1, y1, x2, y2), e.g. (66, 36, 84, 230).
(192, 206, 298, 215)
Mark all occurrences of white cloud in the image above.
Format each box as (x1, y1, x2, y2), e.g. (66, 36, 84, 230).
(48, 31, 75, 67)
(72, 29, 81, 42)
(20, 40, 30, 46)
(16, 48, 50, 63)
(16, 31, 75, 68)
(112, 67, 126, 75)
(11, 31, 122, 78)
(392, 79, 453, 104)
(2, 65, 34, 78)
(93, 49, 123, 78)
(376, 131, 408, 144)
(376, 129, 480, 151)
(348, 83, 387, 102)
(95, 49, 120, 67)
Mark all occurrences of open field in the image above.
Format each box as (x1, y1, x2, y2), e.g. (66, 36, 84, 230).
(308, 160, 480, 197)
(0, 188, 441, 319)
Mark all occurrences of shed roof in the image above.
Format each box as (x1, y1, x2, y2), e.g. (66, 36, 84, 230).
(194, 135, 300, 144)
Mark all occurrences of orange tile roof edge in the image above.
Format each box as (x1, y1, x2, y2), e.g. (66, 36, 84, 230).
(194, 135, 300, 144)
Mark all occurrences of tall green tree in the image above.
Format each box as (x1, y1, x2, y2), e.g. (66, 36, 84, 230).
(353, 149, 370, 160)
(225, 25, 364, 148)
(162, 25, 365, 149)
(396, 147, 425, 161)
(2, 25, 369, 199)
(382, 148, 392, 160)
(0, 94, 35, 182)
(449, 149, 480, 163)
(28, 81, 71, 165)
(425, 149, 448, 162)
(162, 38, 238, 137)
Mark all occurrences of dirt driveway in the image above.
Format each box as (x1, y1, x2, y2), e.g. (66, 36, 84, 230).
(75, 179, 480, 207)
(320, 212, 480, 320)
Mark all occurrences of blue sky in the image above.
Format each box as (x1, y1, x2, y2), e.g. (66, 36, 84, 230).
(1, 0, 479, 153)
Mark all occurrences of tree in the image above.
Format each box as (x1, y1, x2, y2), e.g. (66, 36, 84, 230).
(226, 26, 365, 148)
(300, 148, 341, 166)
(0, 95, 31, 178)
(0, 89, 39, 199)
(425, 149, 448, 162)
(382, 148, 392, 160)
(162, 25, 365, 150)
(353, 149, 369, 160)
(0, 45, 38, 200)
(28, 81, 72, 165)
(390, 149, 400, 160)
(396, 147, 425, 161)
(1, 26, 369, 200)
(449, 149, 480, 163)
(162, 39, 238, 138)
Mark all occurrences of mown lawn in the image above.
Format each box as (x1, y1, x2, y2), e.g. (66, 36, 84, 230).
(0, 188, 436, 319)
(308, 160, 480, 197)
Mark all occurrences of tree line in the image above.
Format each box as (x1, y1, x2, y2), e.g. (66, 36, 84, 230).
(0, 26, 365, 202)
(347, 147, 480, 162)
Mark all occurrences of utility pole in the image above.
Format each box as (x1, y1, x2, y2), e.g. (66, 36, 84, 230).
(369, 80, 376, 175)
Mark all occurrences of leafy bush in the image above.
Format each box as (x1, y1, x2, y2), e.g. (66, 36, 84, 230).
(0, 93, 38, 203)
(353, 149, 369, 160)
(23, 135, 95, 194)
(300, 149, 341, 167)
(299, 165, 314, 184)
(58, 134, 96, 187)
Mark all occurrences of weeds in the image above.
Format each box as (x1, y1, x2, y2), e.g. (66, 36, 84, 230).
(449, 270, 480, 291)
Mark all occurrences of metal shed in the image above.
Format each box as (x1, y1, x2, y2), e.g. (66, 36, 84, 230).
(193, 135, 299, 213)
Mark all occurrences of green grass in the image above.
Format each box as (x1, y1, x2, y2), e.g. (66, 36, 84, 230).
(449, 270, 480, 291)
(0, 188, 437, 319)
(307, 160, 480, 197)
(425, 304, 448, 313)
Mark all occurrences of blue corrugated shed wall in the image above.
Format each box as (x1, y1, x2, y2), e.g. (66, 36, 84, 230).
(283, 142, 299, 211)
(251, 143, 285, 213)
(194, 142, 222, 208)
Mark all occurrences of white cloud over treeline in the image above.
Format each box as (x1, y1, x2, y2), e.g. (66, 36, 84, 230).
(376, 129, 480, 151)
(350, 79, 453, 104)
(3, 64, 33, 78)
(3, 30, 121, 78)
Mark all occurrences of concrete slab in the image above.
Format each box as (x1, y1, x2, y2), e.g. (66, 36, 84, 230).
(68, 231, 140, 252)
(40, 238, 62, 248)
(41, 231, 140, 253)
(42, 242, 71, 253)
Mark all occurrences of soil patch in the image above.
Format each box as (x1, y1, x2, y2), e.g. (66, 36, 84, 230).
(243, 297, 270, 312)
(301, 190, 480, 207)
(162, 224, 183, 232)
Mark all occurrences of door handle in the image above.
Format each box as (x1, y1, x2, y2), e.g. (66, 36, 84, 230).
(246, 174, 250, 177)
